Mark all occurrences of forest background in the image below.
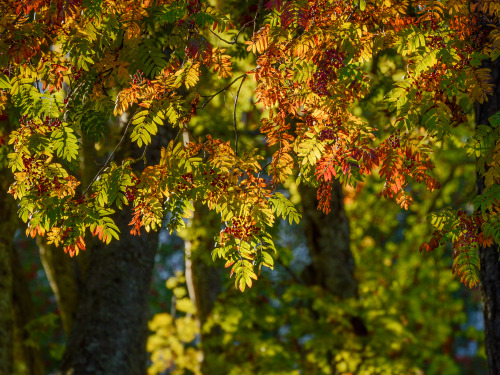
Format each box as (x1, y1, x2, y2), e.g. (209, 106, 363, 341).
(0, 0, 498, 374)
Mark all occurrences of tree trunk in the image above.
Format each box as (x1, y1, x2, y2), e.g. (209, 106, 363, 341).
(475, 54, 500, 375)
(299, 180, 368, 370)
(182, 204, 224, 373)
(37, 240, 80, 335)
(60, 207, 159, 375)
(1, 114, 45, 374)
(60, 120, 165, 374)
(299, 181, 358, 299)
(0, 188, 16, 375)
(11, 244, 45, 375)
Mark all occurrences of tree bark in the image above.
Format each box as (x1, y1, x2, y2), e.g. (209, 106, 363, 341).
(475, 54, 500, 375)
(60, 207, 159, 375)
(58, 111, 167, 375)
(11, 244, 45, 375)
(0, 187, 16, 375)
(299, 181, 358, 299)
(1, 114, 45, 374)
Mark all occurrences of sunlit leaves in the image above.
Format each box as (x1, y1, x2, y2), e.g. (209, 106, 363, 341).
(208, 48, 233, 79)
(120, 5, 148, 40)
(174, 61, 201, 89)
(51, 124, 79, 161)
(453, 245, 481, 288)
(466, 67, 495, 104)
(90, 213, 120, 245)
(131, 109, 163, 147)
(269, 192, 301, 225)
(2, 0, 500, 291)
(245, 25, 270, 55)
(0, 73, 11, 89)
(94, 163, 135, 209)
(296, 132, 324, 167)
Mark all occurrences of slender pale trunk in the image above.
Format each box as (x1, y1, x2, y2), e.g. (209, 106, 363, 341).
(182, 204, 224, 373)
(32, 132, 96, 337)
(37, 240, 80, 335)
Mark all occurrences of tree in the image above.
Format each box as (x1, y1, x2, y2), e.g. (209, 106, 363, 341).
(1, 0, 499, 373)
(476, 54, 500, 375)
(0, 122, 17, 375)
(179, 203, 224, 373)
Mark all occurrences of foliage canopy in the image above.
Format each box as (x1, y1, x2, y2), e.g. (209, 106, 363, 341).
(1, 0, 499, 290)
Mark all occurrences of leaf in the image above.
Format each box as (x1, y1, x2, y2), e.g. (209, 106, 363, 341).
(51, 125, 79, 161)
(0, 73, 11, 89)
(269, 192, 301, 224)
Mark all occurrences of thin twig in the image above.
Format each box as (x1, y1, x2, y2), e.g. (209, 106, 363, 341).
(232, 75, 246, 156)
(82, 111, 138, 197)
(257, 159, 272, 180)
(207, 0, 264, 44)
(207, 18, 253, 45)
(131, 145, 148, 166)
(253, 0, 265, 35)
(199, 73, 246, 108)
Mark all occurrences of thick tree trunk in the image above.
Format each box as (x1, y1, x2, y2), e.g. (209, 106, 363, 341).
(299, 181, 358, 299)
(60, 207, 159, 375)
(1, 114, 45, 374)
(11, 245, 45, 375)
(475, 55, 500, 375)
(0, 189, 16, 375)
(0, 195, 45, 375)
(182, 204, 224, 373)
(0, 113, 16, 374)
(479, 240, 500, 375)
(59, 113, 166, 375)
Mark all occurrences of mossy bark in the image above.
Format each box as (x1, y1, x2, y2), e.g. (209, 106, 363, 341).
(299, 181, 358, 298)
(59, 119, 167, 375)
(11, 245, 45, 375)
(60, 207, 159, 375)
(0, 187, 15, 375)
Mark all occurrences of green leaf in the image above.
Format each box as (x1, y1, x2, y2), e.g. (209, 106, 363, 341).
(0, 73, 11, 89)
(51, 125, 79, 161)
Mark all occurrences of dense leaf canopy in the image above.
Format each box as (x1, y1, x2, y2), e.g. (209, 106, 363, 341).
(0, 0, 499, 292)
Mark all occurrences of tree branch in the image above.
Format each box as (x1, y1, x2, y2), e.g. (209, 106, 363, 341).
(232, 75, 246, 156)
(82, 111, 138, 197)
(199, 73, 246, 109)
(207, 17, 253, 45)
(206, 0, 264, 43)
